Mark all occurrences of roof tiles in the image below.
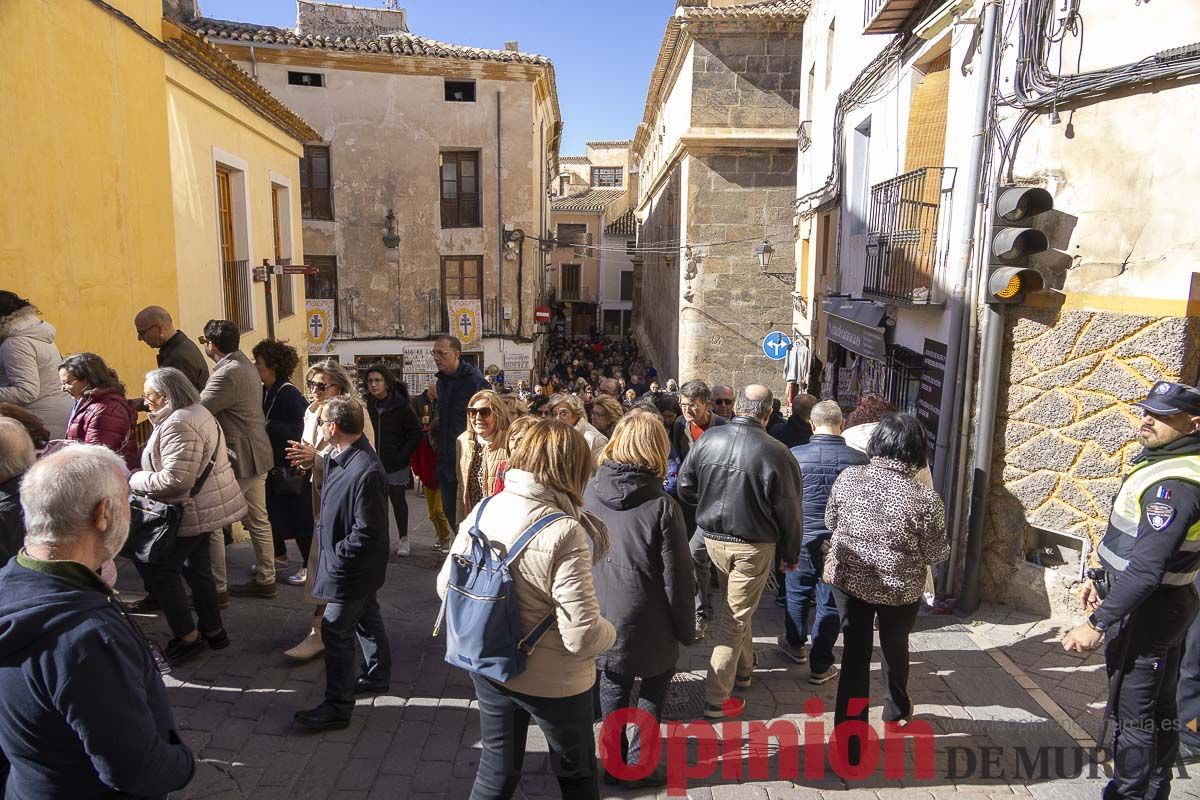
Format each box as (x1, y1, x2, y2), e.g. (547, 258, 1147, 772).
(551, 188, 626, 213)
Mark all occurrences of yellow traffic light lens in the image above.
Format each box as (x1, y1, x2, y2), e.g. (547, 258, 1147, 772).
(996, 274, 1022, 299)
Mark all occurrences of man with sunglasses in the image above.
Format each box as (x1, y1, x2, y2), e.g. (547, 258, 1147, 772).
(711, 384, 736, 420)
(131, 307, 208, 404)
(432, 336, 488, 530)
(1063, 381, 1200, 799)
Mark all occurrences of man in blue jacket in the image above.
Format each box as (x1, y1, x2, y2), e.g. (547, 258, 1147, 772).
(782, 400, 867, 684)
(433, 335, 488, 530)
(0, 445, 195, 798)
(296, 396, 392, 731)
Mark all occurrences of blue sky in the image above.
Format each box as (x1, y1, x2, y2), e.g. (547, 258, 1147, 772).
(198, 0, 671, 154)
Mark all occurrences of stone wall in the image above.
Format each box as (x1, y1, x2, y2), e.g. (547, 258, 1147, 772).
(983, 307, 1200, 615)
(679, 149, 796, 390)
(691, 36, 803, 129)
(632, 167, 682, 379)
(297, 1, 408, 37)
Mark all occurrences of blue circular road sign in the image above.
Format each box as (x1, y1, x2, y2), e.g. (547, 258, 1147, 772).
(762, 331, 792, 361)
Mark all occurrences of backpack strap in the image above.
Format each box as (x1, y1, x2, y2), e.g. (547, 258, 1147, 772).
(518, 614, 557, 655)
(502, 511, 568, 569)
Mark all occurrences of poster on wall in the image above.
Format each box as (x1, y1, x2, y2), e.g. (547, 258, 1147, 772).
(446, 299, 482, 351)
(402, 345, 435, 392)
(917, 338, 947, 466)
(305, 300, 336, 355)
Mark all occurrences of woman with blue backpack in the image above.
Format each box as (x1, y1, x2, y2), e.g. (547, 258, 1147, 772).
(436, 419, 616, 800)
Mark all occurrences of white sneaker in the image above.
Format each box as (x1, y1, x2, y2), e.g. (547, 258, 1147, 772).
(396, 539, 411, 557)
(285, 569, 307, 586)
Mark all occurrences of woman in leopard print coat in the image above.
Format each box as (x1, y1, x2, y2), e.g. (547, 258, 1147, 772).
(823, 412, 949, 765)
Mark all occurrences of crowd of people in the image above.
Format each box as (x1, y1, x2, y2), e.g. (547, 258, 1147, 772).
(0, 291, 1197, 800)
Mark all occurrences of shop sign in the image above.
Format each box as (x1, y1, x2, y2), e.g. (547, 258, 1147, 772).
(826, 315, 886, 361)
(917, 338, 947, 465)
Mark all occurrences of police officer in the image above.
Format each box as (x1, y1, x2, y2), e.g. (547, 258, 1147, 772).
(1063, 381, 1200, 799)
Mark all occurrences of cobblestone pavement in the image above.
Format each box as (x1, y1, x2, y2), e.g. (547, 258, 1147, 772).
(117, 499, 1200, 800)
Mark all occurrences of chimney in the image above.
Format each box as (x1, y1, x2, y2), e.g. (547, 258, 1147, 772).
(162, 0, 199, 22)
(505, 41, 519, 52)
(297, 1, 409, 38)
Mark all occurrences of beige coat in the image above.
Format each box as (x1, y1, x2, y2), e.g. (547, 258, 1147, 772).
(437, 469, 616, 698)
(455, 430, 508, 523)
(130, 403, 247, 537)
(574, 418, 608, 467)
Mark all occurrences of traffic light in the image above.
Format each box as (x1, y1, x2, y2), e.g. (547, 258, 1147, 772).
(986, 186, 1052, 304)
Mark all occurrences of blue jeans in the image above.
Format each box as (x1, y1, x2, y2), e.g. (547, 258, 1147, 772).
(322, 593, 391, 717)
(783, 544, 839, 673)
(469, 674, 599, 800)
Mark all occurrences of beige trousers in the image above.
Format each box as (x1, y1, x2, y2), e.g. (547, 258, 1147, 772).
(703, 538, 776, 706)
(238, 473, 275, 585)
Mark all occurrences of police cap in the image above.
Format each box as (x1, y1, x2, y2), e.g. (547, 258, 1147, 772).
(1133, 381, 1200, 416)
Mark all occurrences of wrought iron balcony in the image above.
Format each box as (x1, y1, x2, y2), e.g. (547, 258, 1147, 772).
(864, 0, 923, 34)
(863, 166, 956, 306)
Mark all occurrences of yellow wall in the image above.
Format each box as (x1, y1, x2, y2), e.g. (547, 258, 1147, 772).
(165, 55, 307, 351)
(0, 0, 178, 388)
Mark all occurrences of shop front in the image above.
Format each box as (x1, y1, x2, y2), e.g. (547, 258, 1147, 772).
(820, 296, 923, 414)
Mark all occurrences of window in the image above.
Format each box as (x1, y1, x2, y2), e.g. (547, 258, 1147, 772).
(440, 152, 481, 228)
(805, 63, 816, 121)
(626, 240, 636, 256)
(215, 167, 252, 333)
(561, 263, 581, 300)
(288, 71, 324, 88)
(444, 79, 476, 102)
(305, 255, 341, 332)
(825, 19, 836, 88)
(271, 184, 295, 319)
(848, 117, 872, 236)
(556, 223, 587, 246)
(591, 166, 622, 188)
(300, 145, 333, 221)
(441, 255, 483, 330)
(619, 271, 633, 301)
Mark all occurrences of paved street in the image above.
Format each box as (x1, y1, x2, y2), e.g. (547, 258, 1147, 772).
(119, 501, 1200, 800)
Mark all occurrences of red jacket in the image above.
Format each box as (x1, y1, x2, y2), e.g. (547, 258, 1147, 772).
(65, 388, 139, 470)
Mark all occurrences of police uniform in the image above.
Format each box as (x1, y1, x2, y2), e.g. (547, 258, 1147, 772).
(1091, 382, 1200, 799)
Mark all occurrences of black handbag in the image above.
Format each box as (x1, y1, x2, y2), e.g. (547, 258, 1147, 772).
(267, 465, 307, 496)
(124, 432, 221, 565)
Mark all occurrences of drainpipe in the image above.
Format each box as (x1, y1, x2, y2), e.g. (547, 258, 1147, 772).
(933, 0, 1003, 597)
(496, 91, 504, 341)
(248, 45, 258, 79)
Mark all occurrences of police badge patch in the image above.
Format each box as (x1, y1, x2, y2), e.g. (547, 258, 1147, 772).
(1146, 502, 1175, 531)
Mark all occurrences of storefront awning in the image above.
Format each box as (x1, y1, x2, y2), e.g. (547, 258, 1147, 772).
(823, 297, 888, 361)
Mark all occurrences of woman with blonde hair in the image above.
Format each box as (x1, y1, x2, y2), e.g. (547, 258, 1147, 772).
(589, 394, 624, 439)
(437, 420, 615, 798)
(547, 392, 607, 467)
(281, 358, 375, 661)
(456, 389, 512, 522)
(586, 413, 694, 789)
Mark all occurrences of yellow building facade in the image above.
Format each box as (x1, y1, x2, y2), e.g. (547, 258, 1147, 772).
(0, 0, 316, 389)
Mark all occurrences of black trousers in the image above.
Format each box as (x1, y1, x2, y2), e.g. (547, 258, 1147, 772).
(831, 587, 920, 765)
(1176, 575, 1200, 751)
(387, 482, 409, 541)
(132, 533, 222, 639)
(469, 674, 598, 800)
(596, 669, 673, 768)
(1104, 585, 1199, 800)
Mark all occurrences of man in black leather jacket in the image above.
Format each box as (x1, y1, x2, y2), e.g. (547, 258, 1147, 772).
(678, 384, 804, 719)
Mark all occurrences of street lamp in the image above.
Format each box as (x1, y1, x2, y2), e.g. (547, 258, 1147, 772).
(755, 239, 775, 271)
(383, 209, 401, 264)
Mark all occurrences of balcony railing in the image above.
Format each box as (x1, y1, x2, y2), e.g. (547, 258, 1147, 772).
(864, 0, 923, 34)
(863, 167, 956, 306)
(221, 259, 253, 333)
(548, 285, 597, 304)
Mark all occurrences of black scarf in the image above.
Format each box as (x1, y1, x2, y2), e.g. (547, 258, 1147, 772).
(1135, 432, 1200, 465)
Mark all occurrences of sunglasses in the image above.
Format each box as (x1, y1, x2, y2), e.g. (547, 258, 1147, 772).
(467, 407, 494, 419)
(306, 381, 330, 392)
(196, 335, 207, 345)
(713, 398, 734, 405)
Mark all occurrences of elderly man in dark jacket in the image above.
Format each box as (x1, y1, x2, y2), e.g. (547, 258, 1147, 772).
(781, 400, 867, 684)
(769, 394, 817, 449)
(433, 336, 488, 530)
(678, 385, 804, 719)
(0, 445, 195, 798)
(296, 396, 392, 731)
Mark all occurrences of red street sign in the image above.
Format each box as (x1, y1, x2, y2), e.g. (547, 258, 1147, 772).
(280, 264, 321, 275)
(534, 306, 551, 324)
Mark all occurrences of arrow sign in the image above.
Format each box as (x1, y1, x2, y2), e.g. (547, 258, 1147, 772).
(762, 331, 792, 361)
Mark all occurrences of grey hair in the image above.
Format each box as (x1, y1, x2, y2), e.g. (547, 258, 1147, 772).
(734, 386, 774, 420)
(306, 359, 362, 403)
(0, 418, 35, 483)
(322, 395, 365, 435)
(809, 400, 844, 430)
(145, 367, 201, 409)
(712, 384, 734, 397)
(547, 392, 585, 421)
(679, 380, 711, 404)
(21, 444, 128, 546)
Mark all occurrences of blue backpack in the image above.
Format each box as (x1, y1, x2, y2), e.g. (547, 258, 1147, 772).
(434, 496, 566, 682)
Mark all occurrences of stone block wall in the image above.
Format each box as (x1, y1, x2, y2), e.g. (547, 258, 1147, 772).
(633, 167, 682, 379)
(691, 36, 802, 129)
(678, 149, 796, 390)
(982, 307, 1200, 614)
(297, 1, 408, 37)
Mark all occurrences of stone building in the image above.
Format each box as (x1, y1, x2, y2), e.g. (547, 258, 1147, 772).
(794, 0, 1200, 616)
(194, 1, 560, 386)
(630, 0, 806, 389)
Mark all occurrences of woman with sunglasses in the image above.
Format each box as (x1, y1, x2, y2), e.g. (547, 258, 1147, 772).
(548, 393, 608, 468)
(456, 390, 512, 523)
(281, 359, 375, 662)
